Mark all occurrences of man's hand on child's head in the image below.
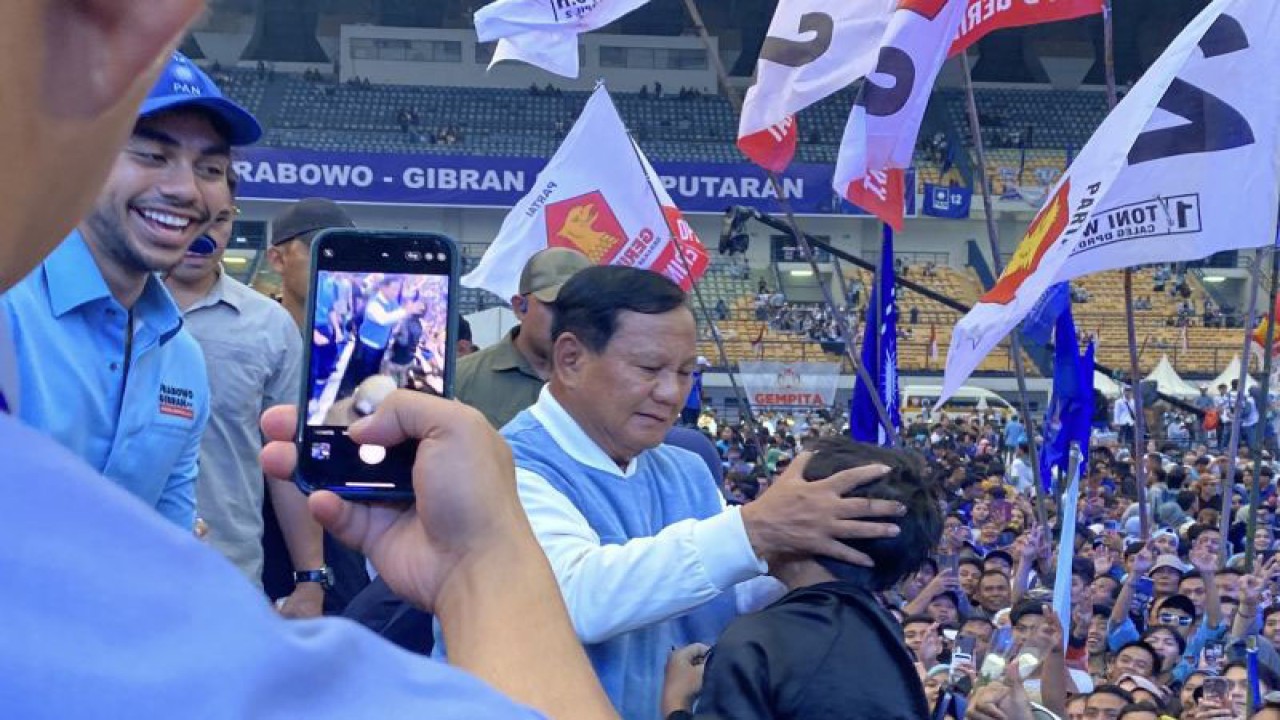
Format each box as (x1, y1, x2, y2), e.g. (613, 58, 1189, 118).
(741, 453, 903, 568)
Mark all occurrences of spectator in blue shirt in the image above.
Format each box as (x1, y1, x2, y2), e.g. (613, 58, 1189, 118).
(0, 7, 614, 718)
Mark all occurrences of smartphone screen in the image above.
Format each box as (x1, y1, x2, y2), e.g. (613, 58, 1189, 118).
(1201, 676, 1230, 704)
(1131, 577, 1155, 615)
(294, 230, 458, 500)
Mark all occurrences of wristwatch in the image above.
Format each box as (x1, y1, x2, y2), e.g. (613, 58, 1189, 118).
(293, 566, 334, 590)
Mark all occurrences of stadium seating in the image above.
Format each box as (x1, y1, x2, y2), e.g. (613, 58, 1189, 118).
(224, 70, 1247, 377)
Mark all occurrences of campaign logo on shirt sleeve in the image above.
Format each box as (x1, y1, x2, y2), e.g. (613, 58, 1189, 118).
(158, 383, 196, 420)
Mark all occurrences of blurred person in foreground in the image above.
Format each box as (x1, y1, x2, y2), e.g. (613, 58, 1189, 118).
(0, 1, 614, 717)
(661, 438, 942, 720)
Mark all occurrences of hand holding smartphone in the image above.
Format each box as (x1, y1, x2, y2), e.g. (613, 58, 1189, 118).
(294, 230, 459, 501)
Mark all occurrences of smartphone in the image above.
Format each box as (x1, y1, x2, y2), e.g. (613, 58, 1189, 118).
(952, 635, 977, 672)
(294, 230, 459, 500)
(1201, 676, 1230, 705)
(1131, 577, 1155, 616)
(1203, 642, 1226, 673)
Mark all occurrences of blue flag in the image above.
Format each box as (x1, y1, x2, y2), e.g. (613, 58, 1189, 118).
(850, 225, 901, 445)
(1039, 305, 1095, 490)
(922, 183, 972, 219)
(1021, 283, 1071, 346)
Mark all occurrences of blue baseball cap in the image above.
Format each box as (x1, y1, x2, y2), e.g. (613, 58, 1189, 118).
(138, 52, 261, 146)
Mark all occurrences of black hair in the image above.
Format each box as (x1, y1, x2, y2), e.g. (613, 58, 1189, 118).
(1091, 685, 1136, 705)
(551, 266, 687, 353)
(1116, 640, 1160, 673)
(959, 556, 984, 573)
(902, 613, 935, 628)
(984, 550, 1014, 568)
(1224, 659, 1280, 690)
(1010, 599, 1044, 625)
(1118, 702, 1160, 719)
(1264, 605, 1280, 624)
(800, 437, 943, 590)
(1071, 557, 1096, 585)
(1187, 523, 1221, 546)
(457, 316, 472, 343)
(1141, 625, 1186, 659)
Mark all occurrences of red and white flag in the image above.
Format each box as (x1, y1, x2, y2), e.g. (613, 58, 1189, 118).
(942, 0, 1280, 403)
(474, 0, 651, 78)
(928, 323, 939, 362)
(463, 86, 709, 300)
(832, 0, 967, 230)
(949, 0, 1104, 58)
(737, 0, 896, 172)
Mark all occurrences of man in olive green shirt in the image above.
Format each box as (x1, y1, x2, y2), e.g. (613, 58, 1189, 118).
(455, 248, 590, 429)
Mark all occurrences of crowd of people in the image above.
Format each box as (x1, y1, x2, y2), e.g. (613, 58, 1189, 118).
(685, 397, 1280, 719)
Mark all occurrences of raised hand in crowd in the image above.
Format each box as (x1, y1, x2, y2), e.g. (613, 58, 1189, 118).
(966, 659, 1036, 720)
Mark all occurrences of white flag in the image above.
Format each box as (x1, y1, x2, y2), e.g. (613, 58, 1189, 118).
(475, 0, 650, 78)
(737, 0, 895, 172)
(941, 0, 1280, 404)
(831, 0, 966, 230)
(462, 86, 709, 300)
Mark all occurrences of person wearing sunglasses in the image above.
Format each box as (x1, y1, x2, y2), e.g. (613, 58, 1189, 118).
(1153, 594, 1198, 639)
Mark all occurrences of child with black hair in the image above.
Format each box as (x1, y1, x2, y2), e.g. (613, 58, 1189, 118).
(662, 437, 944, 720)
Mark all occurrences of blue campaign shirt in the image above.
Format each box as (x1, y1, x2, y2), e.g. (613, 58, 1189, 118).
(1, 232, 209, 529)
(0, 410, 547, 720)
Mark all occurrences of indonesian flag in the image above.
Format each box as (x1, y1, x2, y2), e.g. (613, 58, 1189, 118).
(928, 323, 939, 362)
(949, 0, 1104, 58)
(737, 0, 896, 172)
(462, 85, 709, 300)
(941, 0, 1280, 405)
(474, 0, 651, 78)
(832, 0, 967, 230)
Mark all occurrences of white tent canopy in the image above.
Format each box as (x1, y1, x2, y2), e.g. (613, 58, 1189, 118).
(1143, 355, 1201, 398)
(1210, 354, 1259, 392)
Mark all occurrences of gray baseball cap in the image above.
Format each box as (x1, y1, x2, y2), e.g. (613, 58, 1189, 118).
(518, 247, 591, 302)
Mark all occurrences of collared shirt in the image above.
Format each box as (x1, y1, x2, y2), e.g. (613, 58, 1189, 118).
(453, 327, 545, 429)
(181, 270, 302, 584)
(0, 411, 545, 719)
(1, 232, 208, 529)
(513, 387, 784, 645)
(1114, 398, 1136, 426)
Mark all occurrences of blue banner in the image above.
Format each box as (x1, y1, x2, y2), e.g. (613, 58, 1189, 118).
(231, 147, 919, 217)
(849, 225, 901, 446)
(921, 183, 971, 219)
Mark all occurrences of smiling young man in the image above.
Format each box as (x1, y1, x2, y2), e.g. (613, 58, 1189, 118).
(1, 51, 259, 529)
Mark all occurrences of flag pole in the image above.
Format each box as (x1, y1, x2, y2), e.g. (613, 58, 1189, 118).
(959, 50, 1049, 527)
(619, 130, 763, 440)
(1220, 247, 1265, 559)
(1101, 0, 1151, 540)
(1246, 247, 1280, 575)
(1122, 268, 1150, 540)
(680, 0, 900, 445)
